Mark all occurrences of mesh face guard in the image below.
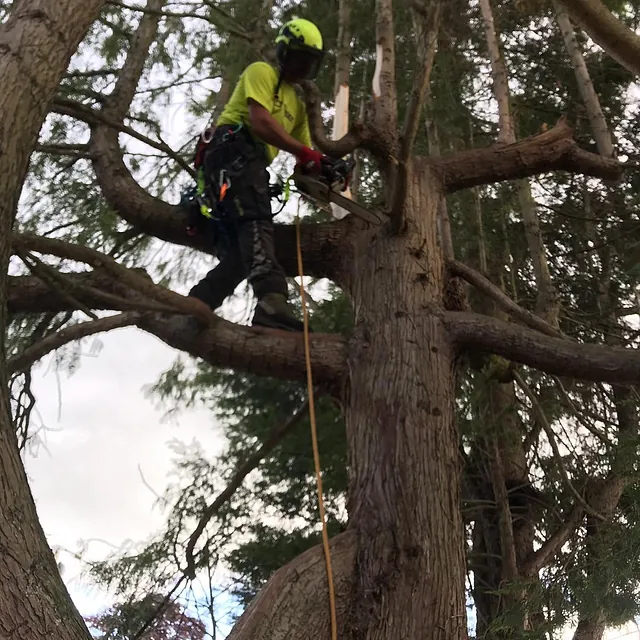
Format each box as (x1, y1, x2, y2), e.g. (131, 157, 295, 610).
(276, 37, 324, 80)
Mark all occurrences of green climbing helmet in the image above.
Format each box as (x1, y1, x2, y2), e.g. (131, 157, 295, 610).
(275, 18, 324, 81)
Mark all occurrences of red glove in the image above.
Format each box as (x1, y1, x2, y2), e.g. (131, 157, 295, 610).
(297, 146, 324, 173)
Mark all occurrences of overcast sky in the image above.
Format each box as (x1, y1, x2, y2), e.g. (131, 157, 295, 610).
(23, 321, 233, 636)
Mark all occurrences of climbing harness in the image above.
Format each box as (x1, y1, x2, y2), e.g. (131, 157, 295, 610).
(295, 201, 338, 640)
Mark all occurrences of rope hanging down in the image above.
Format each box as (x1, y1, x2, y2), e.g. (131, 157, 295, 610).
(295, 208, 338, 640)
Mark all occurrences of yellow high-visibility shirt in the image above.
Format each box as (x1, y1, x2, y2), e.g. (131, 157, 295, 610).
(217, 61, 312, 164)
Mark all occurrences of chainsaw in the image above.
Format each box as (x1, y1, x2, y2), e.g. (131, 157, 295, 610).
(292, 156, 382, 225)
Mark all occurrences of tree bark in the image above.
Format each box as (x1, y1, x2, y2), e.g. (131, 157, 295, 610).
(226, 532, 356, 640)
(434, 120, 622, 192)
(445, 311, 640, 384)
(343, 160, 467, 640)
(0, 1, 107, 638)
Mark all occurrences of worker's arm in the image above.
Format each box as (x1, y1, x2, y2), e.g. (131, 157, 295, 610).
(248, 99, 307, 156)
(247, 99, 324, 172)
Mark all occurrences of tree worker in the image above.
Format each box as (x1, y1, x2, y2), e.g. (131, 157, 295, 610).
(188, 18, 327, 332)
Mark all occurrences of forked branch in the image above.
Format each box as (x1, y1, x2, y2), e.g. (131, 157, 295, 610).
(433, 120, 623, 193)
(445, 311, 640, 384)
(301, 81, 367, 157)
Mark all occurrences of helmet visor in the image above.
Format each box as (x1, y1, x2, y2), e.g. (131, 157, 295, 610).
(283, 45, 324, 81)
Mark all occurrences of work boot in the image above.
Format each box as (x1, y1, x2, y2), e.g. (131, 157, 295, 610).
(252, 292, 306, 332)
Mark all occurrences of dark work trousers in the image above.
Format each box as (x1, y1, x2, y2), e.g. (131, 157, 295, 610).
(189, 126, 288, 310)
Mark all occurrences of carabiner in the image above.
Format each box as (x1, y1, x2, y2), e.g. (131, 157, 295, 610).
(201, 127, 215, 144)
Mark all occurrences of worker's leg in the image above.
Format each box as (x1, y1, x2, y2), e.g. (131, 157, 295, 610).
(235, 218, 304, 332)
(188, 240, 245, 311)
(190, 126, 302, 330)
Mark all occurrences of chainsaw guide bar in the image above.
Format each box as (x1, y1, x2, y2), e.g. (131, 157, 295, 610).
(292, 171, 382, 226)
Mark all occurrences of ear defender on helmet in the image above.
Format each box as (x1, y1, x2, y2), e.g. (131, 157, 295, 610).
(274, 18, 325, 81)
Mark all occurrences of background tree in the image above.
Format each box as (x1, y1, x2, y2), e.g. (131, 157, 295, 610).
(86, 596, 206, 640)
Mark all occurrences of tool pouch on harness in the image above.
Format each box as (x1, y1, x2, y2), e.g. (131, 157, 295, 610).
(200, 125, 272, 221)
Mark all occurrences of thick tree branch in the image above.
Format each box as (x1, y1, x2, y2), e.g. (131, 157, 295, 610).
(558, 0, 640, 77)
(433, 120, 623, 193)
(136, 313, 346, 386)
(8, 313, 138, 375)
(226, 531, 356, 640)
(448, 260, 564, 338)
(185, 398, 310, 578)
(445, 311, 640, 384)
(301, 81, 366, 157)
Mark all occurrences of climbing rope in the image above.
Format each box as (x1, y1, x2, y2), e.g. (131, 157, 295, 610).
(295, 205, 338, 640)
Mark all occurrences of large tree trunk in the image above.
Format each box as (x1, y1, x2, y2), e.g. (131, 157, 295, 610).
(0, 1, 106, 638)
(343, 161, 467, 640)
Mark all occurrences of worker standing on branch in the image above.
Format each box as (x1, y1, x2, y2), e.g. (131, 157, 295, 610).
(188, 18, 328, 332)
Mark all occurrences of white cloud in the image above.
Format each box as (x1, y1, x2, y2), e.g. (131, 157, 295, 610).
(23, 326, 225, 624)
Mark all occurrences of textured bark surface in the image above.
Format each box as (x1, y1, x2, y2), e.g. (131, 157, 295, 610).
(226, 531, 356, 640)
(0, 2, 107, 638)
(136, 313, 347, 386)
(343, 162, 467, 640)
(445, 312, 640, 384)
(434, 120, 622, 192)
